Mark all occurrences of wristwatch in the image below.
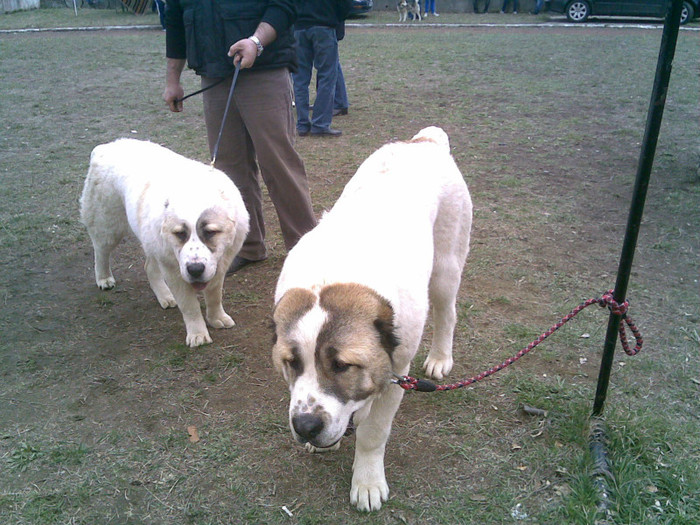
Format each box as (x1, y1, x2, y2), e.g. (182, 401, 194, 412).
(248, 35, 264, 57)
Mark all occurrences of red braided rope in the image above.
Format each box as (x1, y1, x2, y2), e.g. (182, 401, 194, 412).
(394, 290, 643, 392)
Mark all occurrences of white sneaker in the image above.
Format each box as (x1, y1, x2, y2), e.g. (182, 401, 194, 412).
(433, 12, 439, 16)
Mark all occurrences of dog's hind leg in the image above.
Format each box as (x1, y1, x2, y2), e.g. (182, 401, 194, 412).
(145, 257, 177, 309)
(423, 195, 472, 380)
(84, 217, 128, 290)
(203, 274, 235, 329)
(423, 255, 461, 380)
(89, 235, 120, 290)
(81, 175, 129, 290)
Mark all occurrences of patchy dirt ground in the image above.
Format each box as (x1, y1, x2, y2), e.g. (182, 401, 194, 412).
(1, 24, 698, 524)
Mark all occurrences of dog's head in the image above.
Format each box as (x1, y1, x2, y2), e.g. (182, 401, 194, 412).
(161, 205, 239, 290)
(272, 283, 400, 449)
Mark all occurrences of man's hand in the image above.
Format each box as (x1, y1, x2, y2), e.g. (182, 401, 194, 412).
(228, 38, 259, 69)
(163, 83, 184, 112)
(228, 22, 277, 69)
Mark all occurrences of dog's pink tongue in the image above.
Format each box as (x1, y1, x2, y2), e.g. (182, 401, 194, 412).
(192, 282, 208, 292)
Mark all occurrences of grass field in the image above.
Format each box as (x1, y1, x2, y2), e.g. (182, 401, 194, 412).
(1, 8, 698, 525)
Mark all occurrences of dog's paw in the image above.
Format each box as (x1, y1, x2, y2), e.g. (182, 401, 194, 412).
(207, 312, 235, 329)
(350, 474, 389, 512)
(304, 441, 341, 454)
(186, 331, 212, 347)
(157, 295, 177, 309)
(422, 355, 453, 380)
(96, 277, 116, 290)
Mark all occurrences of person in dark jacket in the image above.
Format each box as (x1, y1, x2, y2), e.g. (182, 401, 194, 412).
(162, 0, 317, 274)
(292, 0, 352, 137)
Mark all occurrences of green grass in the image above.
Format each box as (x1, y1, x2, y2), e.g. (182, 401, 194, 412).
(0, 8, 698, 525)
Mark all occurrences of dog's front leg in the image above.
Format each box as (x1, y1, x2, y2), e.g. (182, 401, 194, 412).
(350, 385, 404, 511)
(145, 256, 177, 308)
(203, 274, 234, 329)
(166, 276, 212, 347)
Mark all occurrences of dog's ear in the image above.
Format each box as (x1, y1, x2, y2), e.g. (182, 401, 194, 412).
(374, 298, 400, 354)
(273, 288, 317, 332)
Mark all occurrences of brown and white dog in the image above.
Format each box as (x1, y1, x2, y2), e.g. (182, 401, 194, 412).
(397, 0, 422, 21)
(80, 139, 249, 347)
(272, 127, 472, 511)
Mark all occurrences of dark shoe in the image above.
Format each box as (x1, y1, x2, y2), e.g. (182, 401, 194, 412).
(310, 128, 342, 137)
(297, 127, 310, 136)
(227, 256, 266, 275)
(333, 108, 349, 116)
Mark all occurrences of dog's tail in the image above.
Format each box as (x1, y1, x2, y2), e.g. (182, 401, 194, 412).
(410, 126, 450, 153)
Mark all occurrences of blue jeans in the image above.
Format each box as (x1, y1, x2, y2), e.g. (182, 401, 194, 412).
(424, 0, 436, 14)
(532, 0, 544, 12)
(292, 26, 339, 133)
(334, 61, 348, 111)
(501, 0, 519, 11)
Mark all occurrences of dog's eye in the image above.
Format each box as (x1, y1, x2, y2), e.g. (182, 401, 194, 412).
(332, 358, 352, 374)
(286, 355, 303, 374)
(173, 227, 189, 242)
(201, 227, 220, 241)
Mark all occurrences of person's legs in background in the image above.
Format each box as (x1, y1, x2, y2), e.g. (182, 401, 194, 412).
(292, 28, 314, 135)
(333, 60, 349, 116)
(308, 26, 339, 134)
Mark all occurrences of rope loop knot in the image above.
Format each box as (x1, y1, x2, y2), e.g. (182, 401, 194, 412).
(393, 289, 643, 393)
(599, 289, 629, 317)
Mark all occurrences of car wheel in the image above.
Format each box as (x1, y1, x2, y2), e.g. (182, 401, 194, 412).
(566, 0, 590, 22)
(680, 1, 693, 24)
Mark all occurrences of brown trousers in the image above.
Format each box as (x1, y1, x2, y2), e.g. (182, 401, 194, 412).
(202, 68, 317, 260)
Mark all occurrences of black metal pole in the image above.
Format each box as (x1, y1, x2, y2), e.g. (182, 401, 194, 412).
(591, 0, 684, 416)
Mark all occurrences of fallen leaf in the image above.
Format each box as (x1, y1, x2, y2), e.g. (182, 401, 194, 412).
(187, 426, 200, 443)
(470, 494, 487, 502)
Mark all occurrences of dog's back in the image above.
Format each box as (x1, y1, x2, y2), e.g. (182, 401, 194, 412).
(81, 139, 241, 239)
(276, 127, 472, 304)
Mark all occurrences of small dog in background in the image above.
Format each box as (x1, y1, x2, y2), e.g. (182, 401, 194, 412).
(80, 139, 249, 347)
(397, 0, 422, 21)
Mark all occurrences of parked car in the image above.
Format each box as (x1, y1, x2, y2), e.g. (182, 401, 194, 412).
(350, 0, 373, 16)
(549, 0, 699, 24)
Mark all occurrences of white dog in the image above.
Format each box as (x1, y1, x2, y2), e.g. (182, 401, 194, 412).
(397, 0, 422, 21)
(272, 127, 472, 511)
(80, 139, 249, 347)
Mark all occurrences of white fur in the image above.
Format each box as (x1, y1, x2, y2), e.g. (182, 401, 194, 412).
(275, 127, 472, 511)
(80, 138, 249, 347)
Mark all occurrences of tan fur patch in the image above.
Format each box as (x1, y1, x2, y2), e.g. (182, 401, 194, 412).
(272, 288, 318, 376)
(197, 207, 233, 252)
(274, 288, 317, 332)
(315, 283, 397, 401)
(408, 136, 435, 144)
(136, 181, 151, 233)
